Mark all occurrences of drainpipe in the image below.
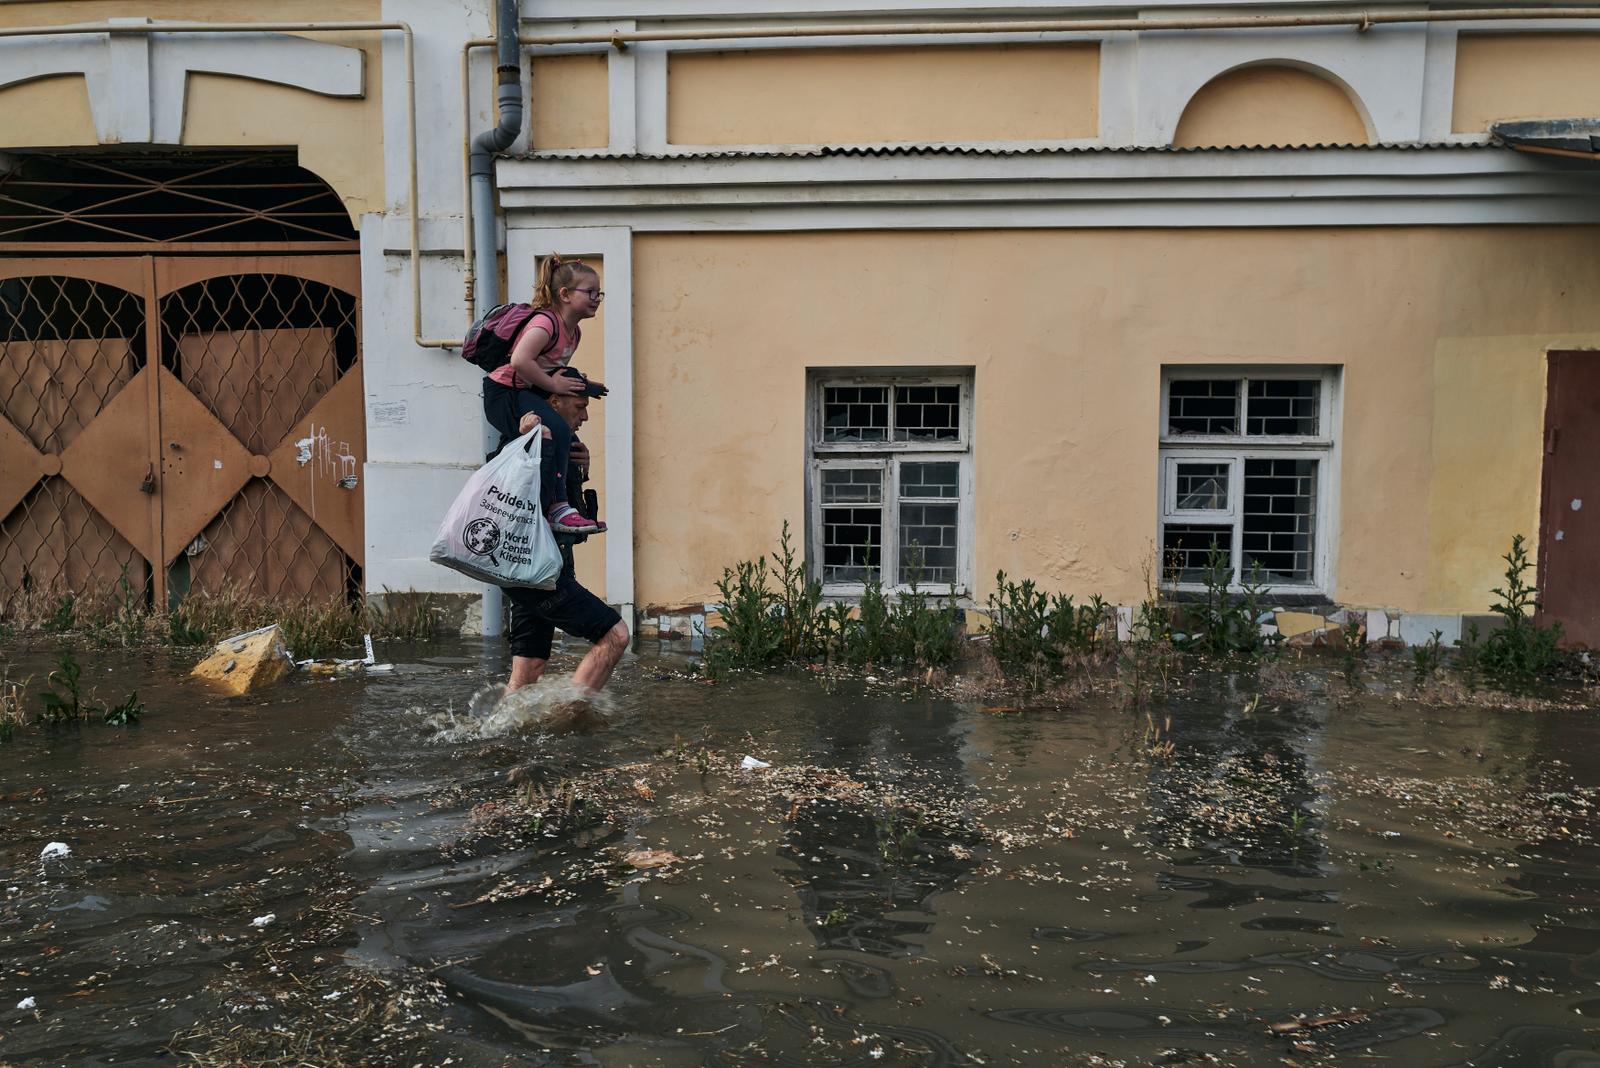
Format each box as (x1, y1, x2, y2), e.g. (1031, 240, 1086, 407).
(470, 0, 524, 638)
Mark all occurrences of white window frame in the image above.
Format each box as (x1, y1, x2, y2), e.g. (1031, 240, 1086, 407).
(808, 371, 975, 597)
(1158, 367, 1341, 593)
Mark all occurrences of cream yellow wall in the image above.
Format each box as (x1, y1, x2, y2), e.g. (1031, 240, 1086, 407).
(0, 75, 98, 145)
(1453, 33, 1600, 133)
(667, 44, 1099, 146)
(530, 54, 609, 150)
(1173, 65, 1370, 148)
(632, 228, 1600, 612)
(0, 2, 383, 220)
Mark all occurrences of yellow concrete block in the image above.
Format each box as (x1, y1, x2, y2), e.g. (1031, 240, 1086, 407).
(190, 625, 295, 696)
(963, 608, 993, 634)
(1274, 611, 1326, 639)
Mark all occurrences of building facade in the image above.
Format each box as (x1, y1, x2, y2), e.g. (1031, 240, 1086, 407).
(2, 1, 1598, 645)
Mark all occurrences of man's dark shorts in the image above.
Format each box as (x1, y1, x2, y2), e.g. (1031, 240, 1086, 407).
(506, 571, 623, 661)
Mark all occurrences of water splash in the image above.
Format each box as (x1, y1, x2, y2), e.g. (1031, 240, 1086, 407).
(425, 678, 618, 741)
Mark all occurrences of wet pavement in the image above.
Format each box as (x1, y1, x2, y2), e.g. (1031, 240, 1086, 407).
(3, 640, 1600, 1066)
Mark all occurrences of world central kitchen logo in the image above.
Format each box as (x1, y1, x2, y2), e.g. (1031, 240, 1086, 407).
(462, 517, 502, 565)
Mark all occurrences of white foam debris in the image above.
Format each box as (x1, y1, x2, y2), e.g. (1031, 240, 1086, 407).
(250, 913, 276, 928)
(39, 842, 70, 861)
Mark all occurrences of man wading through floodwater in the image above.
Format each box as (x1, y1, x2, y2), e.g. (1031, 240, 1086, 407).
(499, 366, 628, 702)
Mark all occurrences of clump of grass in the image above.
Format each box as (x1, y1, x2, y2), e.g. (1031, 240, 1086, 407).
(984, 570, 1112, 688)
(1477, 534, 1563, 687)
(6, 578, 450, 657)
(102, 691, 144, 727)
(167, 587, 450, 659)
(37, 650, 92, 727)
(704, 525, 958, 677)
(0, 668, 27, 743)
(1175, 545, 1273, 657)
(1411, 629, 1445, 686)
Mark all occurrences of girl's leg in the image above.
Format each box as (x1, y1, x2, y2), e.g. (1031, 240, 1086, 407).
(519, 393, 573, 514)
(482, 379, 523, 455)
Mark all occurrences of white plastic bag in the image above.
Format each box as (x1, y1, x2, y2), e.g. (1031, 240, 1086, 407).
(430, 428, 563, 589)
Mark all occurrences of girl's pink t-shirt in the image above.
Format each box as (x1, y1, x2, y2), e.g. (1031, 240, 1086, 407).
(487, 308, 581, 389)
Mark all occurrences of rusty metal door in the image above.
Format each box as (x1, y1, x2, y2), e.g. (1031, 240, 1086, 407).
(1537, 350, 1600, 648)
(0, 254, 363, 613)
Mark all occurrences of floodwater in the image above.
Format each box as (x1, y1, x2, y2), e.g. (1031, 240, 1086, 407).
(3, 641, 1600, 1067)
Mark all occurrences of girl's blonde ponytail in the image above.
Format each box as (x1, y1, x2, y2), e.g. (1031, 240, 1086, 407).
(532, 254, 595, 309)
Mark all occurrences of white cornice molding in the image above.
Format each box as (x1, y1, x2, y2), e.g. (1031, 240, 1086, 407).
(522, 0, 1474, 20)
(0, 21, 364, 144)
(497, 146, 1600, 229)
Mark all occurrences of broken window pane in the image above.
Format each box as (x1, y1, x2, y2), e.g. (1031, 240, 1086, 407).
(900, 461, 960, 499)
(1247, 379, 1320, 436)
(822, 503, 882, 584)
(1167, 379, 1240, 436)
(1174, 461, 1229, 511)
(1162, 525, 1231, 584)
(894, 384, 961, 442)
(899, 501, 958, 585)
(821, 467, 883, 505)
(1243, 458, 1317, 583)
(822, 385, 889, 443)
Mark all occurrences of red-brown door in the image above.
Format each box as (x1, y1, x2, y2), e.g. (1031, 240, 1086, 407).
(1538, 351, 1600, 648)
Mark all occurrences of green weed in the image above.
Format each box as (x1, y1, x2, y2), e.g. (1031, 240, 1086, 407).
(1411, 629, 1445, 686)
(1478, 534, 1563, 686)
(1176, 546, 1273, 657)
(0, 668, 26, 743)
(103, 691, 144, 727)
(37, 650, 92, 726)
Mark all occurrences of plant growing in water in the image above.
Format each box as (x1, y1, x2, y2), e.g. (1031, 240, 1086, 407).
(0, 668, 26, 743)
(986, 571, 1113, 686)
(875, 798, 923, 864)
(103, 692, 144, 727)
(1411, 629, 1445, 686)
(1177, 545, 1273, 657)
(37, 651, 94, 726)
(1477, 534, 1563, 686)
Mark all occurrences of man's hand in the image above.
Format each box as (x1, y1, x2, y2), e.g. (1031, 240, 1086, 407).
(518, 412, 554, 440)
(570, 440, 591, 476)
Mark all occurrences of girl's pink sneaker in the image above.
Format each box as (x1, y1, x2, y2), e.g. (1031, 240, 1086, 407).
(550, 510, 605, 534)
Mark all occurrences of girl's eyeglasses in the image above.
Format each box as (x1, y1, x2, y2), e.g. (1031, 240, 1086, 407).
(572, 287, 605, 301)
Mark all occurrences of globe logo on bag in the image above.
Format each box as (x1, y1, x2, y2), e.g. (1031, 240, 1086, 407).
(462, 517, 502, 565)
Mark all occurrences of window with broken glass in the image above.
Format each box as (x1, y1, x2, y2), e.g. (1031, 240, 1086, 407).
(810, 375, 973, 595)
(1159, 370, 1338, 591)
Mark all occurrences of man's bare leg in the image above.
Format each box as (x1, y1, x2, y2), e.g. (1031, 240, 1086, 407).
(572, 622, 630, 694)
(506, 656, 546, 694)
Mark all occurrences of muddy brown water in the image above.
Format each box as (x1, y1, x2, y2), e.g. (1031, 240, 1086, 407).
(3, 641, 1600, 1067)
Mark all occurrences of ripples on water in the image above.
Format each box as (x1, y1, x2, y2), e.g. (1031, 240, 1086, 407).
(2, 641, 1599, 1067)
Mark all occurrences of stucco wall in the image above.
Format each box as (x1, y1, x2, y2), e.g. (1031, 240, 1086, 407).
(632, 228, 1600, 613)
(0, 1, 384, 219)
(1452, 32, 1600, 133)
(1173, 65, 1370, 148)
(530, 53, 609, 150)
(667, 44, 1099, 145)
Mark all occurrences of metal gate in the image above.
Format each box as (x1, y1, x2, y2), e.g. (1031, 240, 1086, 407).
(0, 254, 363, 612)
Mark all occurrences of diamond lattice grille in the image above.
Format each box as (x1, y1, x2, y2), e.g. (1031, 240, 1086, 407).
(0, 255, 362, 616)
(0, 477, 144, 613)
(162, 275, 355, 454)
(187, 479, 351, 604)
(0, 276, 143, 451)
(0, 153, 357, 244)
